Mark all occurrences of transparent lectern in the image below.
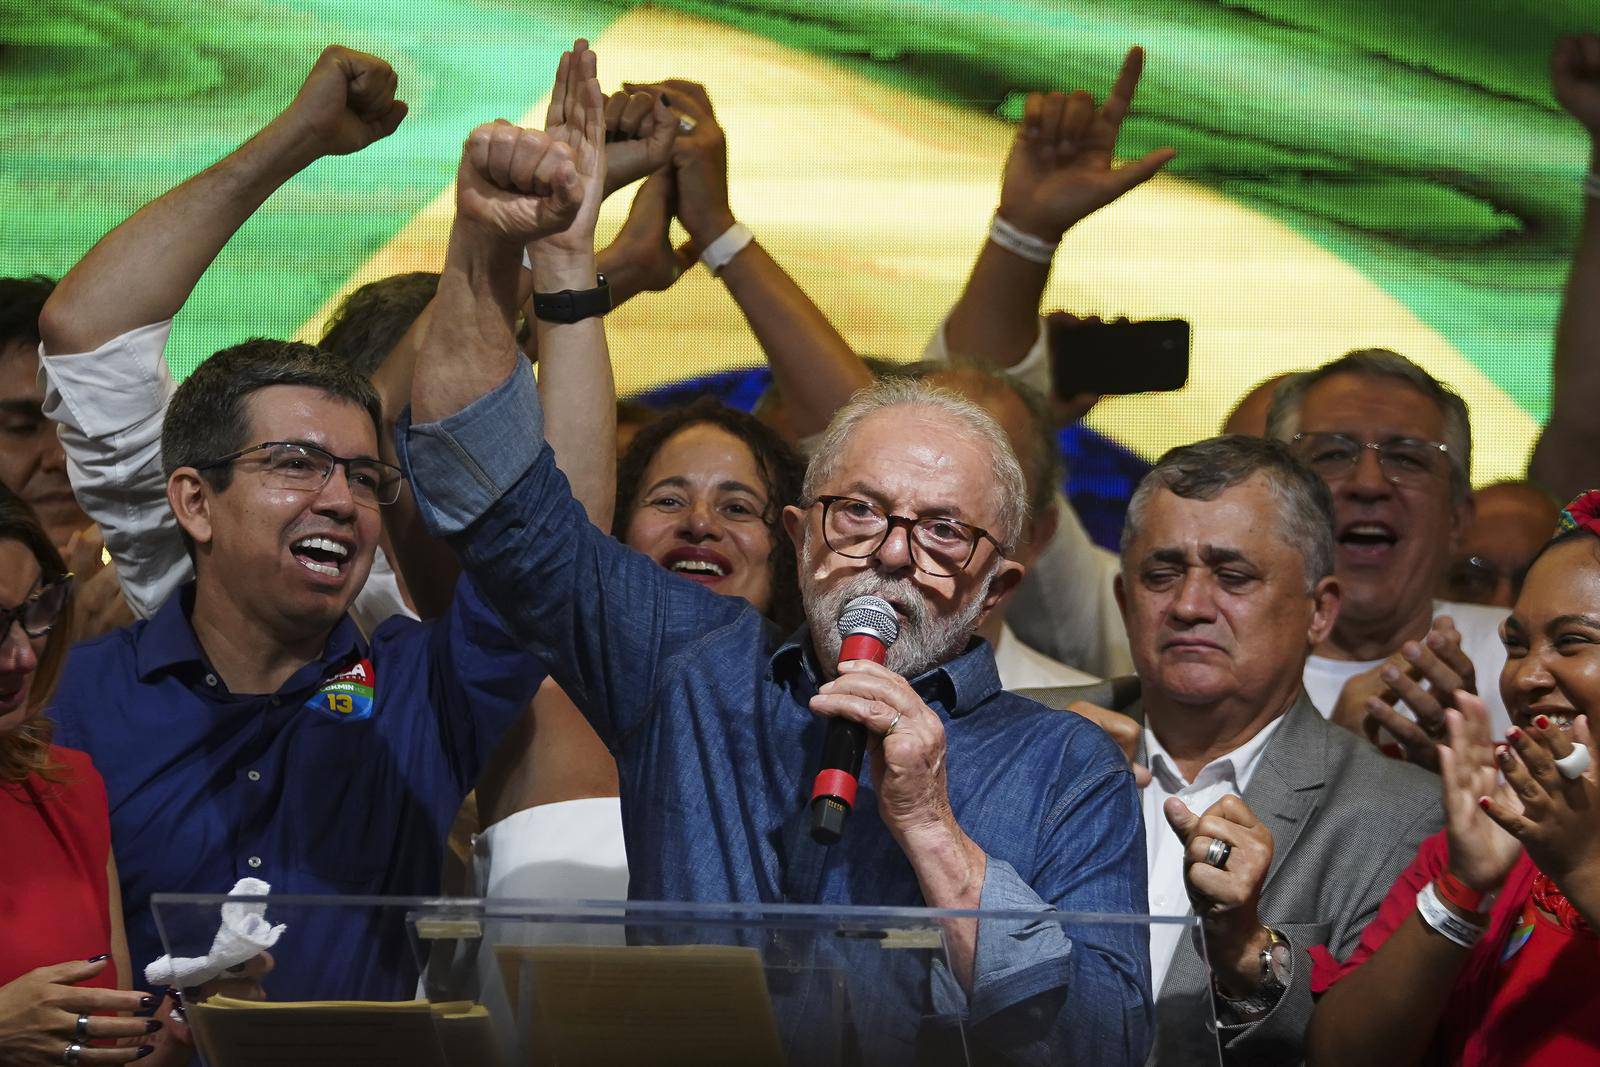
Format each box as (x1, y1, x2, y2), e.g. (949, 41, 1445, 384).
(151, 894, 1220, 1066)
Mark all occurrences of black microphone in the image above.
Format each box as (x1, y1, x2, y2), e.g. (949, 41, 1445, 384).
(810, 595, 899, 845)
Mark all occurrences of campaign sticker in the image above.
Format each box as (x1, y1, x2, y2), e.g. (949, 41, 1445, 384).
(305, 658, 376, 722)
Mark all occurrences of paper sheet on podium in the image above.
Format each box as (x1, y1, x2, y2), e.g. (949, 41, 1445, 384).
(185, 996, 500, 1067)
(495, 943, 786, 1066)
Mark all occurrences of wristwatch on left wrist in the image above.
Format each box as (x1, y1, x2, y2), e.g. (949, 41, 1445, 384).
(1214, 926, 1290, 1018)
(532, 273, 611, 324)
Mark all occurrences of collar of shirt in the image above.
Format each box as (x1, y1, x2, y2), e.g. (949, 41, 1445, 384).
(767, 626, 1001, 719)
(132, 581, 368, 696)
(1143, 710, 1285, 797)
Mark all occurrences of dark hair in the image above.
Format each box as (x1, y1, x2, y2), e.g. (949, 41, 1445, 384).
(0, 275, 56, 351)
(162, 338, 383, 489)
(0, 482, 74, 784)
(1124, 435, 1336, 591)
(317, 272, 439, 379)
(614, 398, 805, 631)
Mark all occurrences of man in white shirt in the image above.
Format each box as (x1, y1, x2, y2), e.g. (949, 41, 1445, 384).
(1025, 435, 1440, 1066)
(1267, 349, 1512, 759)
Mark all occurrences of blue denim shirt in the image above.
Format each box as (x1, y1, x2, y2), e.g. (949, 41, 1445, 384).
(49, 577, 544, 1001)
(399, 361, 1152, 1063)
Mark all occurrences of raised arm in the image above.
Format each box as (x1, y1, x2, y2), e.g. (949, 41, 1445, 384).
(627, 78, 873, 439)
(1529, 34, 1600, 501)
(940, 47, 1174, 369)
(39, 45, 405, 353)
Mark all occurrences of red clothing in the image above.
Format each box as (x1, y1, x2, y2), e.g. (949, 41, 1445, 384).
(1312, 829, 1600, 1066)
(0, 745, 116, 988)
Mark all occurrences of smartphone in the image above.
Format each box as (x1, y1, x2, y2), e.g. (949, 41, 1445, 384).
(1048, 316, 1191, 397)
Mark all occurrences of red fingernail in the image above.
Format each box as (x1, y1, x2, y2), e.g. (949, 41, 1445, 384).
(1496, 745, 1511, 762)
(1536, 715, 1551, 730)
(1478, 796, 1492, 810)
(1507, 727, 1521, 741)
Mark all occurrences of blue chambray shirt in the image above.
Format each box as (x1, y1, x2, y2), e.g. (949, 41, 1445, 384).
(49, 576, 545, 1001)
(399, 361, 1152, 1064)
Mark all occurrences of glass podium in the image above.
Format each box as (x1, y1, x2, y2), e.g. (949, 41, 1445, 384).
(151, 893, 1221, 1066)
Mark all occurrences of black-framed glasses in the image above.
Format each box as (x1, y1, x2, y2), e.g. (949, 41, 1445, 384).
(815, 495, 1003, 578)
(1, 573, 73, 639)
(1290, 432, 1452, 488)
(196, 441, 405, 508)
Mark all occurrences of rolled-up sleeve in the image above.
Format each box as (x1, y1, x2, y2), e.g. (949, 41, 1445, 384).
(38, 322, 190, 619)
(399, 360, 544, 536)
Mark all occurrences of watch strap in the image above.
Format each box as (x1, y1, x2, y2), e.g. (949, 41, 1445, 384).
(532, 273, 612, 324)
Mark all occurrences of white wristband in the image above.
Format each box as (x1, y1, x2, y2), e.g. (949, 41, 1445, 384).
(988, 215, 1059, 265)
(1584, 172, 1600, 200)
(1416, 881, 1487, 949)
(700, 222, 753, 275)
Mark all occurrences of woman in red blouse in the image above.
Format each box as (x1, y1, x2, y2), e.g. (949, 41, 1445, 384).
(1307, 489, 1600, 1066)
(0, 488, 165, 1065)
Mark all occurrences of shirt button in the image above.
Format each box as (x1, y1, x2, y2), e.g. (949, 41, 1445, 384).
(247, 770, 261, 782)
(247, 856, 262, 869)
(205, 673, 218, 687)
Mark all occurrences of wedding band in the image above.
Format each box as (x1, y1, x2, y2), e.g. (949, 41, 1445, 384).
(885, 711, 902, 736)
(1204, 838, 1232, 870)
(75, 1013, 90, 1038)
(1555, 743, 1593, 780)
(677, 116, 697, 134)
(62, 1044, 83, 1066)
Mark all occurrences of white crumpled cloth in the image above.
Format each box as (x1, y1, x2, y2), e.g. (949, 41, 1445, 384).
(144, 878, 286, 988)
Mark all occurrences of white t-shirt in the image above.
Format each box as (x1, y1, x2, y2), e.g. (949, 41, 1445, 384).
(992, 622, 1098, 691)
(1301, 600, 1513, 737)
(1142, 715, 1284, 995)
(39, 322, 415, 633)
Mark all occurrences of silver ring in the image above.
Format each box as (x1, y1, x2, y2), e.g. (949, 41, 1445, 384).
(75, 1013, 90, 1038)
(885, 711, 902, 736)
(62, 1044, 83, 1066)
(677, 115, 697, 134)
(1204, 837, 1232, 870)
(1555, 743, 1593, 780)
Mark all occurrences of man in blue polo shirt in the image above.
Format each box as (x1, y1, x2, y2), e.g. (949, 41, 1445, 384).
(395, 89, 1153, 1063)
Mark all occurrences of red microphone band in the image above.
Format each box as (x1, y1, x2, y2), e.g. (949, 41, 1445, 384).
(839, 633, 888, 666)
(812, 768, 858, 806)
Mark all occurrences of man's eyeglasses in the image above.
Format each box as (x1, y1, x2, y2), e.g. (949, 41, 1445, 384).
(1445, 555, 1524, 606)
(1, 573, 73, 639)
(196, 442, 405, 508)
(814, 495, 1003, 578)
(1290, 432, 1452, 488)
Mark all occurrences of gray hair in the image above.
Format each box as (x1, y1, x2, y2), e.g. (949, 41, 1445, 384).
(801, 376, 1029, 553)
(1122, 435, 1336, 591)
(899, 358, 1064, 518)
(1265, 348, 1472, 504)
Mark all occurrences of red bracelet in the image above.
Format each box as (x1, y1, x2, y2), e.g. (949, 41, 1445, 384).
(1435, 870, 1490, 916)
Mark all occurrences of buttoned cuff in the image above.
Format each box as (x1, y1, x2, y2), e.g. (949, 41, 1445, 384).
(930, 858, 1074, 1023)
(397, 360, 544, 536)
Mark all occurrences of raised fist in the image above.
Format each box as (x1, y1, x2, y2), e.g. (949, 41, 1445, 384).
(998, 46, 1175, 241)
(602, 86, 677, 194)
(1553, 34, 1600, 138)
(456, 120, 583, 243)
(625, 78, 734, 247)
(280, 45, 407, 157)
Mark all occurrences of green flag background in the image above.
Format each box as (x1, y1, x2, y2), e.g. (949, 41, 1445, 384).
(2, 0, 1592, 482)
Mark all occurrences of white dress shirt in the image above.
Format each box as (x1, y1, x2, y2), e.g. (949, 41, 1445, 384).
(1141, 713, 1284, 995)
(39, 322, 415, 634)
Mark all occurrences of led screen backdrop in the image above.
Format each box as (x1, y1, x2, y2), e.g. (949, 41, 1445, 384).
(2, 0, 1593, 486)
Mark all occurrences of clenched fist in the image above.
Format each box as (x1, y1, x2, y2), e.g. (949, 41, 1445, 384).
(455, 121, 583, 243)
(278, 45, 407, 158)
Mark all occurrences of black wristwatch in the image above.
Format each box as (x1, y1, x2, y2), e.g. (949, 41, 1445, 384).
(532, 273, 611, 324)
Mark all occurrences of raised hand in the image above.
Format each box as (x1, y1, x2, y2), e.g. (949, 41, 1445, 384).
(625, 79, 734, 247)
(1065, 699, 1150, 787)
(1481, 711, 1600, 921)
(602, 86, 677, 194)
(1553, 33, 1600, 138)
(538, 40, 608, 253)
(276, 45, 407, 159)
(455, 120, 581, 245)
(1334, 615, 1477, 770)
(998, 46, 1176, 241)
(602, 170, 695, 295)
(1436, 696, 1522, 896)
(1164, 795, 1276, 994)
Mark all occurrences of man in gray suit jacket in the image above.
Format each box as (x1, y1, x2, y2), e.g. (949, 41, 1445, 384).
(1025, 436, 1441, 1066)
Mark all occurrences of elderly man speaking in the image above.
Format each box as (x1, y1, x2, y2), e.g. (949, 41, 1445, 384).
(1029, 437, 1442, 1067)
(395, 49, 1149, 1067)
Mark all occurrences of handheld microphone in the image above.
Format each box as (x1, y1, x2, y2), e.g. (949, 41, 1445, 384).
(810, 595, 899, 845)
